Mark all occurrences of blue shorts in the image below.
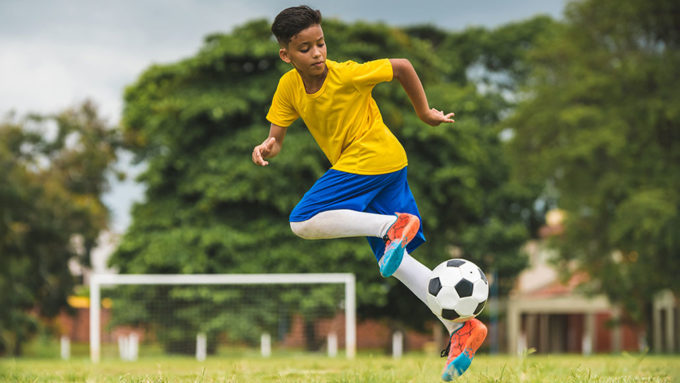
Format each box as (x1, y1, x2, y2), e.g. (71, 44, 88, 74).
(289, 167, 426, 261)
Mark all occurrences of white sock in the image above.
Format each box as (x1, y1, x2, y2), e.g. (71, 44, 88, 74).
(290, 209, 396, 239)
(290, 211, 462, 334)
(447, 322, 463, 335)
(393, 252, 462, 334)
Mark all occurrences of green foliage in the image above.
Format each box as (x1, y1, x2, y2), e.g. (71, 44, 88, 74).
(507, 0, 680, 321)
(0, 101, 120, 355)
(111, 17, 553, 343)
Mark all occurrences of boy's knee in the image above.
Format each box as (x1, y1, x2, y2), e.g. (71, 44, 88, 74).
(290, 220, 314, 239)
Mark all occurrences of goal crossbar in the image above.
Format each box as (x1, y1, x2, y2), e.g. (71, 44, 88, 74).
(89, 273, 356, 362)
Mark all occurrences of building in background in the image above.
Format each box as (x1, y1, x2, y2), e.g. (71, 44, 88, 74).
(505, 239, 645, 354)
(503, 209, 677, 355)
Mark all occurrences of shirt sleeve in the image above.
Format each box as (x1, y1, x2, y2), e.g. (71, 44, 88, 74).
(266, 72, 299, 127)
(350, 59, 394, 93)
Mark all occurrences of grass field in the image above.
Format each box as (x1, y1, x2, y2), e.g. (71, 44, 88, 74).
(1, 353, 678, 382)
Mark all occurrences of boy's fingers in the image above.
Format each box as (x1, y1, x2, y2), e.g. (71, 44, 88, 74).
(252, 137, 276, 166)
(252, 146, 268, 166)
(430, 109, 455, 123)
(442, 112, 455, 124)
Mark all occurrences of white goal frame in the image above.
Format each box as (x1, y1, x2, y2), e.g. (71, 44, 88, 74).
(89, 273, 356, 362)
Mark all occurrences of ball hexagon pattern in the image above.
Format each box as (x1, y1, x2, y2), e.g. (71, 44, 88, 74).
(426, 258, 489, 323)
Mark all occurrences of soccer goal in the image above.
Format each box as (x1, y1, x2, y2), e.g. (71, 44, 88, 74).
(89, 273, 356, 362)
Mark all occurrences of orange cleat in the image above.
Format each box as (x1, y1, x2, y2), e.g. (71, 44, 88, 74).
(378, 212, 420, 277)
(441, 318, 487, 381)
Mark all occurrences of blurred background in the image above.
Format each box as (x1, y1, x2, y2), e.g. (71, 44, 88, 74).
(1, 0, 678, 360)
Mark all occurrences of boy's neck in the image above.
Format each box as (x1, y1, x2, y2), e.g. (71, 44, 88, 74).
(297, 65, 328, 94)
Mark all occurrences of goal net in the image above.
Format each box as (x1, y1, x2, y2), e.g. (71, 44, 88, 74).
(89, 274, 355, 362)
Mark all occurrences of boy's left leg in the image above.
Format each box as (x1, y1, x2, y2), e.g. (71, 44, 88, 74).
(440, 318, 487, 381)
(392, 251, 465, 331)
(365, 171, 487, 380)
(393, 251, 487, 381)
(391, 251, 430, 303)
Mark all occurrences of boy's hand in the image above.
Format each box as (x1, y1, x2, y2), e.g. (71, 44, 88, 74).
(252, 137, 277, 166)
(420, 108, 455, 126)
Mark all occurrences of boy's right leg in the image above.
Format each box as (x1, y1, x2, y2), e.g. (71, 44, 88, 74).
(379, 213, 421, 277)
(290, 209, 420, 277)
(289, 169, 403, 244)
(289, 209, 396, 240)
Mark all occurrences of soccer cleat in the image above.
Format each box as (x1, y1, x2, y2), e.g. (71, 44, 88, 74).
(378, 212, 420, 277)
(440, 318, 487, 381)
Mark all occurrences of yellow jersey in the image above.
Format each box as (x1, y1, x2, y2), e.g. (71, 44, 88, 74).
(266, 59, 407, 175)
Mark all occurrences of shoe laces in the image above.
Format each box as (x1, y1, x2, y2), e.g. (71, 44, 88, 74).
(440, 338, 451, 358)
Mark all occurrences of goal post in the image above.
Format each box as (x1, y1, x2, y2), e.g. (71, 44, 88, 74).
(89, 273, 356, 362)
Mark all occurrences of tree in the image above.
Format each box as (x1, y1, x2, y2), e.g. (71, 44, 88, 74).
(110, 17, 552, 349)
(507, 0, 680, 322)
(0, 101, 120, 355)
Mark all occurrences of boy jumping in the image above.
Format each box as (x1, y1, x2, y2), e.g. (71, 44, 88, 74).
(252, 6, 486, 380)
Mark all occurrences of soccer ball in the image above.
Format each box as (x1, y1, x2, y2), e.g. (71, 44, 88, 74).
(426, 259, 489, 323)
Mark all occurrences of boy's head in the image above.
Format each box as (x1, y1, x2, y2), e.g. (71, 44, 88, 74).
(271, 5, 322, 47)
(272, 6, 327, 78)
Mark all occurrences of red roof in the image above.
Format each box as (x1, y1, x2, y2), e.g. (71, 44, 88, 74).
(525, 271, 590, 298)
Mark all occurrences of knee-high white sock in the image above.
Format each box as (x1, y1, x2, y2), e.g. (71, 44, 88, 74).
(447, 322, 463, 335)
(393, 252, 462, 334)
(290, 209, 396, 239)
(392, 251, 430, 303)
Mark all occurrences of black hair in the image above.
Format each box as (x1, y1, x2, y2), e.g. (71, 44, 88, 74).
(271, 5, 322, 45)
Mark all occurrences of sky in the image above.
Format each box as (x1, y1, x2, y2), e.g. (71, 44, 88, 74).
(0, 0, 566, 233)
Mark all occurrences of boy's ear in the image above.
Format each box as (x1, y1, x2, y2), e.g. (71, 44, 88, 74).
(279, 48, 291, 63)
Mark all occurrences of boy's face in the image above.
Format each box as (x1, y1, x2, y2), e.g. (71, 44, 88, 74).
(279, 24, 327, 77)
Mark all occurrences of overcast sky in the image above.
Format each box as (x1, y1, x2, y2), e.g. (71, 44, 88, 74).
(0, 0, 566, 233)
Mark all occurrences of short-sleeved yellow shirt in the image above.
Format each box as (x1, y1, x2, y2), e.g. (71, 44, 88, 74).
(266, 59, 407, 175)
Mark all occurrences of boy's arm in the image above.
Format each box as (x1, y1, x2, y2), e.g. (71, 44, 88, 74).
(389, 58, 455, 126)
(252, 123, 287, 166)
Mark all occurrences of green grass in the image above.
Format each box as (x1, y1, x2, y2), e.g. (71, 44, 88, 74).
(1, 353, 678, 382)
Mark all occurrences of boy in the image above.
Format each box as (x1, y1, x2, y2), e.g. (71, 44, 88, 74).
(252, 6, 486, 380)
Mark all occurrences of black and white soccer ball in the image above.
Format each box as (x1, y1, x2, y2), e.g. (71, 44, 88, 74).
(426, 259, 489, 323)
